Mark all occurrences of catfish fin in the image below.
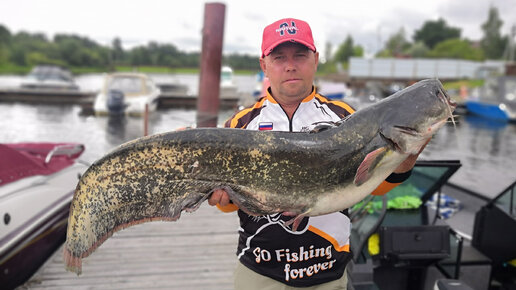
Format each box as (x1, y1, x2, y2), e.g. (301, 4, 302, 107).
(354, 147, 388, 186)
(283, 210, 311, 231)
(304, 121, 339, 133)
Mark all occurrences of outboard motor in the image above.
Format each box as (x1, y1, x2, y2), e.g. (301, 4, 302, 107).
(106, 89, 126, 115)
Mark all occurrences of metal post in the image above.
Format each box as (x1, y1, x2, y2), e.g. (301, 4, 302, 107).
(196, 2, 226, 128)
(509, 25, 515, 63)
(144, 103, 149, 136)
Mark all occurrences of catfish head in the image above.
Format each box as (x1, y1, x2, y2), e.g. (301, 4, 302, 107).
(377, 79, 456, 155)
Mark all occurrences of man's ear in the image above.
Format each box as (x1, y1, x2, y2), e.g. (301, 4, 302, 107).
(259, 57, 267, 77)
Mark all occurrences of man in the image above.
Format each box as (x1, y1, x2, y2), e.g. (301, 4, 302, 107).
(209, 18, 422, 289)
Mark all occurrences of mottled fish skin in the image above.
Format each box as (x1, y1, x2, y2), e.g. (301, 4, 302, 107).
(64, 79, 456, 274)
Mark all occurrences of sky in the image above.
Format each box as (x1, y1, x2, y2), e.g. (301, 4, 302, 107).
(0, 0, 515, 59)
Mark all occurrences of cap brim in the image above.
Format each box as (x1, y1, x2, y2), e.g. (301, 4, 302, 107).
(262, 39, 316, 57)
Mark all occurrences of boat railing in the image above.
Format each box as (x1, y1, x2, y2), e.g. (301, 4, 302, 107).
(44, 144, 85, 164)
(484, 179, 516, 216)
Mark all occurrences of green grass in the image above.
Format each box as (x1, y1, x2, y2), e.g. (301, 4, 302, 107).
(0, 63, 260, 76)
(70, 67, 110, 74)
(114, 66, 258, 75)
(114, 66, 184, 74)
(0, 63, 31, 75)
(442, 79, 485, 90)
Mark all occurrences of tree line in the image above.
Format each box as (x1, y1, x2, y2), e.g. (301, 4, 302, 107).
(0, 27, 262, 72)
(0, 6, 512, 74)
(330, 6, 512, 66)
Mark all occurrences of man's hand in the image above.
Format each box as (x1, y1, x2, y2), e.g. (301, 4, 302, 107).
(208, 189, 231, 206)
(393, 138, 431, 174)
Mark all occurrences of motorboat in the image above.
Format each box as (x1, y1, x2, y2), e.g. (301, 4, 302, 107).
(317, 80, 352, 100)
(220, 66, 238, 100)
(0, 143, 88, 290)
(466, 76, 516, 122)
(93, 73, 161, 116)
(19, 65, 79, 91)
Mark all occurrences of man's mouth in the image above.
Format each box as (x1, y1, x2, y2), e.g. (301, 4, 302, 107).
(284, 78, 301, 84)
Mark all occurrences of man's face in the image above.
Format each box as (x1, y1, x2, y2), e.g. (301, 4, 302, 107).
(260, 42, 319, 104)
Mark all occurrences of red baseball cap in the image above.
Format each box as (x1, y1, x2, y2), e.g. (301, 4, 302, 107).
(261, 18, 316, 57)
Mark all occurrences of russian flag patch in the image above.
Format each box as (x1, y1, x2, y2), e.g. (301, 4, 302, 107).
(259, 122, 273, 130)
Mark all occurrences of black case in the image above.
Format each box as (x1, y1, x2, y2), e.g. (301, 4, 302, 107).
(379, 225, 450, 262)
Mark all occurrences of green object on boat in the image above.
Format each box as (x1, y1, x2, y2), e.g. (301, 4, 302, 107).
(352, 188, 423, 214)
(388, 195, 422, 209)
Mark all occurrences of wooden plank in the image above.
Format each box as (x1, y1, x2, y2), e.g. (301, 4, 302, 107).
(20, 204, 239, 290)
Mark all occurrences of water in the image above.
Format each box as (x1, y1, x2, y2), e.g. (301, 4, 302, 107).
(0, 73, 259, 96)
(1, 74, 515, 199)
(0, 103, 235, 162)
(421, 114, 516, 198)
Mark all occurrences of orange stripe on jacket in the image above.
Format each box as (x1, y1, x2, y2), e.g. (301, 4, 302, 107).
(371, 180, 402, 196)
(308, 225, 350, 252)
(229, 97, 267, 128)
(314, 95, 356, 114)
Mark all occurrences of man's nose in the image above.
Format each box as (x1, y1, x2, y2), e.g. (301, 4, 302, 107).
(284, 57, 297, 72)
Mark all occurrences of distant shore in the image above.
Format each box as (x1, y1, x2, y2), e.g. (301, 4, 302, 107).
(0, 64, 258, 76)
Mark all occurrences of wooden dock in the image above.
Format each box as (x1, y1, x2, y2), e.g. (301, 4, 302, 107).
(157, 94, 240, 110)
(0, 86, 256, 113)
(19, 204, 239, 290)
(0, 88, 96, 104)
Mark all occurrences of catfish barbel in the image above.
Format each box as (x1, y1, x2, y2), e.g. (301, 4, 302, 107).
(64, 79, 456, 274)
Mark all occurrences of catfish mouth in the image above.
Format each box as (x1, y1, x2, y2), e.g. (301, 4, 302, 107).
(437, 87, 457, 109)
(377, 81, 458, 155)
(380, 114, 451, 155)
(437, 87, 457, 127)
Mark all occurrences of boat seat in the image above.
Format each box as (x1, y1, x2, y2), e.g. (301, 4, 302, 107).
(470, 181, 516, 287)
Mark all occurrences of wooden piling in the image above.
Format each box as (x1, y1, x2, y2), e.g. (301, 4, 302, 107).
(196, 2, 226, 128)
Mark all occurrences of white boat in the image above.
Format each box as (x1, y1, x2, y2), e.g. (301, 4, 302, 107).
(0, 143, 88, 290)
(317, 80, 352, 100)
(220, 66, 238, 100)
(20, 65, 79, 91)
(93, 73, 161, 116)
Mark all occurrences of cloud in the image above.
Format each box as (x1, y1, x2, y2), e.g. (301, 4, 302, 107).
(1, 0, 514, 57)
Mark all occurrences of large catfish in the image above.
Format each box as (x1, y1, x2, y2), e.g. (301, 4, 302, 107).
(64, 79, 456, 274)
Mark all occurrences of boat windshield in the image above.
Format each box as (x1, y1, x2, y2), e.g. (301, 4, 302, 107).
(27, 66, 74, 82)
(221, 66, 234, 85)
(107, 77, 144, 94)
(221, 71, 232, 82)
(505, 78, 516, 102)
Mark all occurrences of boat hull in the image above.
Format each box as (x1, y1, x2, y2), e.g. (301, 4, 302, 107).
(0, 192, 72, 290)
(465, 101, 510, 122)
